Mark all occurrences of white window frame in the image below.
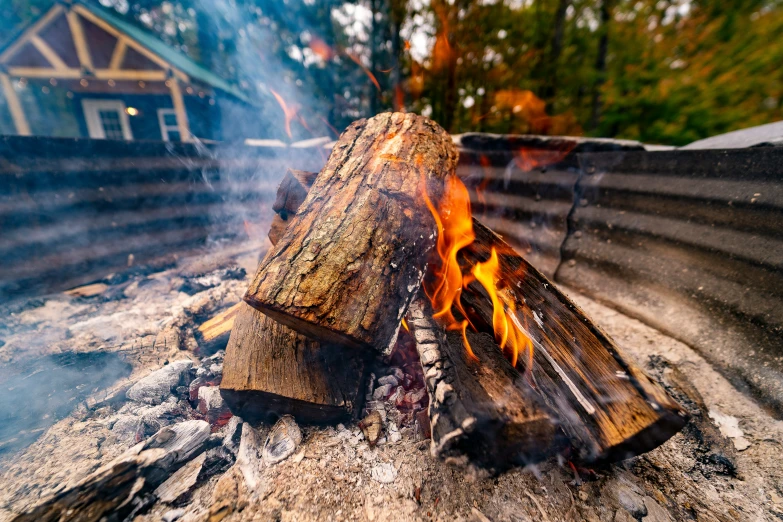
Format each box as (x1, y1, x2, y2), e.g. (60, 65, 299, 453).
(81, 99, 133, 140)
(157, 108, 180, 142)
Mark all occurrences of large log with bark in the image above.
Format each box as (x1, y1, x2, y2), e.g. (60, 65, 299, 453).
(245, 112, 457, 354)
(222, 178, 367, 423)
(267, 166, 687, 463)
(408, 298, 559, 470)
(220, 303, 367, 423)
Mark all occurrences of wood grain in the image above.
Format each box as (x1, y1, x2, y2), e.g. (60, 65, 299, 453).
(460, 220, 688, 462)
(220, 303, 367, 423)
(196, 302, 242, 352)
(268, 167, 687, 462)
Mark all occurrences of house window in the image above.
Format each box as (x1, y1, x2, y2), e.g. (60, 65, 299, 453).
(82, 100, 133, 140)
(158, 109, 181, 142)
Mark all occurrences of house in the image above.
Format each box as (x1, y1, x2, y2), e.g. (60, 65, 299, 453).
(0, 0, 260, 142)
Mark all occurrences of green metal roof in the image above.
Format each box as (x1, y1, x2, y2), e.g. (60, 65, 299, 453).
(75, 1, 255, 105)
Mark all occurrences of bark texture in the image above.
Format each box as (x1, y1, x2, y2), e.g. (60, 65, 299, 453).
(409, 299, 558, 470)
(245, 112, 458, 353)
(460, 220, 687, 462)
(220, 304, 367, 423)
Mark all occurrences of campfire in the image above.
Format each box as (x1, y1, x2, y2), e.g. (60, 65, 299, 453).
(226, 112, 686, 469)
(2, 114, 781, 522)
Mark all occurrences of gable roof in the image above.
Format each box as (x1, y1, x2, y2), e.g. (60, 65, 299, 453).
(0, 0, 254, 105)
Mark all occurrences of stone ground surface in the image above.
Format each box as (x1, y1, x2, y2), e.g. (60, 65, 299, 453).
(0, 246, 782, 522)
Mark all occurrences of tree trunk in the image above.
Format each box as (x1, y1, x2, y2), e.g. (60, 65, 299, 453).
(541, 0, 571, 100)
(389, 0, 406, 111)
(590, 0, 612, 132)
(245, 113, 458, 354)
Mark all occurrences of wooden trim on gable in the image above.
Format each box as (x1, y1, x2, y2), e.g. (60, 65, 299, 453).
(30, 35, 69, 72)
(7, 67, 82, 79)
(94, 69, 167, 81)
(5, 67, 168, 82)
(72, 5, 189, 83)
(0, 5, 64, 63)
(0, 73, 31, 135)
(66, 9, 94, 70)
(109, 38, 128, 70)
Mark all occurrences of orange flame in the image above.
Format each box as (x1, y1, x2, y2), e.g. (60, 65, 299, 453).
(309, 36, 335, 61)
(514, 142, 577, 172)
(394, 84, 405, 111)
(474, 155, 493, 208)
(471, 248, 533, 367)
(422, 175, 475, 325)
(270, 89, 298, 139)
(422, 173, 534, 368)
(269, 89, 312, 139)
(345, 52, 381, 92)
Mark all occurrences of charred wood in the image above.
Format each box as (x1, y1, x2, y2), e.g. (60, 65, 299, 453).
(459, 220, 687, 462)
(12, 420, 210, 522)
(408, 299, 558, 470)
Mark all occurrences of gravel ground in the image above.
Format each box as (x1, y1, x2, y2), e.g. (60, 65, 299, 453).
(1, 259, 782, 522)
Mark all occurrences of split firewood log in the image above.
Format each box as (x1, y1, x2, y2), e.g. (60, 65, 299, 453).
(245, 112, 457, 354)
(222, 170, 369, 423)
(220, 303, 367, 423)
(408, 298, 559, 470)
(268, 169, 317, 246)
(458, 220, 687, 462)
(265, 164, 687, 463)
(196, 302, 242, 352)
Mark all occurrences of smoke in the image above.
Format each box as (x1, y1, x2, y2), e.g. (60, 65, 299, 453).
(0, 352, 131, 455)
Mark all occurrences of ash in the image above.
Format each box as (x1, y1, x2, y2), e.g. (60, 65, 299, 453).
(1, 246, 782, 521)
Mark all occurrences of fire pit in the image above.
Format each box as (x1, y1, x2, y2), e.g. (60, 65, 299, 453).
(1, 117, 782, 522)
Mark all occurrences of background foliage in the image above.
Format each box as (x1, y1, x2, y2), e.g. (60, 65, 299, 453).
(2, 0, 782, 145)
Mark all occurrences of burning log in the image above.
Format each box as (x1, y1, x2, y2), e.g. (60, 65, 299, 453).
(408, 299, 558, 469)
(245, 113, 457, 353)
(265, 158, 686, 463)
(220, 303, 367, 423)
(457, 220, 688, 462)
